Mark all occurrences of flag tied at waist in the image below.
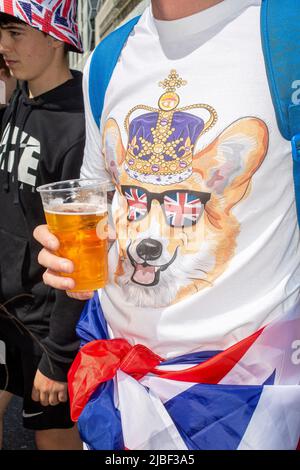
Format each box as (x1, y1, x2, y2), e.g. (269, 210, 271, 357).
(68, 295, 300, 450)
(68, 328, 261, 423)
(68, 339, 162, 421)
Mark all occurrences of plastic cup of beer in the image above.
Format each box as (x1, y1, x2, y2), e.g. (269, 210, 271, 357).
(37, 178, 110, 292)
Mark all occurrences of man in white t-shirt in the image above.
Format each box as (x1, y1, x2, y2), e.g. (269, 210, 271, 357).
(34, 0, 300, 450)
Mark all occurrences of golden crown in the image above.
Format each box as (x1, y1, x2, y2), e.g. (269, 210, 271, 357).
(124, 70, 217, 185)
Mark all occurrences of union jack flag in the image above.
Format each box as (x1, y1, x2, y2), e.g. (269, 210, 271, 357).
(124, 187, 148, 221)
(0, 0, 83, 52)
(164, 192, 203, 227)
(68, 295, 300, 450)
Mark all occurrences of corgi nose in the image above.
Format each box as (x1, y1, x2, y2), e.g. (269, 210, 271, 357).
(136, 238, 162, 261)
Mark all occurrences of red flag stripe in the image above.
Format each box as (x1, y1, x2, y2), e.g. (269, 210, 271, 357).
(153, 328, 264, 383)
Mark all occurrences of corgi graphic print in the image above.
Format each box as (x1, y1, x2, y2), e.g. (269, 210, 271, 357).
(103, 71, 269, 308)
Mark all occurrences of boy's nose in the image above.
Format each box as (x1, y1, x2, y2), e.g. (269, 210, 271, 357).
(0, 43, 9, 54)
(0, 33, 12, 54)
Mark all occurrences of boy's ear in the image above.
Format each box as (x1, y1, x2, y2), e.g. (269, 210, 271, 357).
(50, 37, 64, 50)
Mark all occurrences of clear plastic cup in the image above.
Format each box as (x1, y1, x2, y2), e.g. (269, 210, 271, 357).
(37, 178, 110, 292)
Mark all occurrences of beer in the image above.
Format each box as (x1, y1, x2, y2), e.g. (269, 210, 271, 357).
(45, 203, 108, 292)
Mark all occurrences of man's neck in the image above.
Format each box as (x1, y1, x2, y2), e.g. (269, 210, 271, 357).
(152, 0, 224, 20)
(28, 64, 72, 98)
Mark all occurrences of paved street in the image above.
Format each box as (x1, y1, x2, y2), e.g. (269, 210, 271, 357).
(3, 396, 35, 450)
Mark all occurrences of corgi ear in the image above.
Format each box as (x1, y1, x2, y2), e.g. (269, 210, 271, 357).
(193, 117, 268, 210)
(103, 118, 126, 184)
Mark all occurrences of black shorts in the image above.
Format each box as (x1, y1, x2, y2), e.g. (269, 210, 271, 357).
(0, 322, 74, 431)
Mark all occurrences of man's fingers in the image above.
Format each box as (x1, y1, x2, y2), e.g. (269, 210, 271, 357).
(31, 386, 40, 402)
(32, 370, 69, 407)
(32, 387, 51, 407)
(42, 268, 93, 297)
(67, 291, 94, 300)
(38, 248, 74, 274)
(49, 392, 60, 406)
(33, 224, 60, 251)
(35, 225, 75, 291)
(40, 391, 50, 407)
(43, 269, 75, 291)
(58, 390, 68, 403)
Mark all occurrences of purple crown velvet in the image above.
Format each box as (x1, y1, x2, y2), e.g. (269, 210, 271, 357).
(128, 111, 205, 163)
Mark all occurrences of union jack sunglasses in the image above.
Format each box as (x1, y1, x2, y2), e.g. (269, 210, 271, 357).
(121, 185, 211, 228)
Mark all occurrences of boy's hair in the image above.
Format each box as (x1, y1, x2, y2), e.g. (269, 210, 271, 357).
(0, 12, 25, 27)
(0, 13, 71, 55)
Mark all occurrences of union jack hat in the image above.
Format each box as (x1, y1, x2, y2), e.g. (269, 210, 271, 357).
(0, 0, 83, 53)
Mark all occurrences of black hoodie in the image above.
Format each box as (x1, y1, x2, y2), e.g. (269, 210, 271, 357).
(0, 71, 86, 381)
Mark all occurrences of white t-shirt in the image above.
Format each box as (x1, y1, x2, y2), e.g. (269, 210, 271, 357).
(81, 0, 300, 358)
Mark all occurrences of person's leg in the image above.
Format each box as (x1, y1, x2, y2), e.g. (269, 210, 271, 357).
(0, 390, 13, 449)
(35, 424, 82, 450)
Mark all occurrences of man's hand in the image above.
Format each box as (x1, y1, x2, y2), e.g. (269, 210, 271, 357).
(32, 369, 68, 407)
(33, 224, 94, 300)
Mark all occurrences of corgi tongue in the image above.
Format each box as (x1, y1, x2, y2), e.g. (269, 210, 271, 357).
(133, 264, 156, 285)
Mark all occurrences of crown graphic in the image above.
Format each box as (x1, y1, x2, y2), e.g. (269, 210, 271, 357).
(124, 70, 218, 185)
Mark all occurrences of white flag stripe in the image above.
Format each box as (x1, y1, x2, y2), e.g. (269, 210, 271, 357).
(238, 385, 300, 450)
(116, 371, 188, 450)
(140, 374, 197, 404)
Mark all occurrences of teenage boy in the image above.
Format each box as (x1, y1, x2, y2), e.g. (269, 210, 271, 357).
(0, 0, 85, 450)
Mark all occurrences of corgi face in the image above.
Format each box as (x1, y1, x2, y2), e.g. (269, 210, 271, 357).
(103, 117, 269, 307)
